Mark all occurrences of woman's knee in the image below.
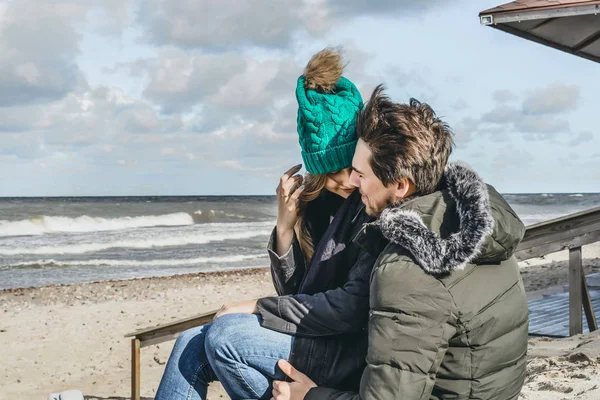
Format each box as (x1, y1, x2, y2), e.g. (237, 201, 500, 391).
(175, 325, 207, 347)
(167, 324, 209, 365)
(205, 314, 260, 360)
(170, 325, 214, 382)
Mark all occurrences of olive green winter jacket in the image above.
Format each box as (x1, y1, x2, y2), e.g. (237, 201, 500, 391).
(307, 163, 528, 400)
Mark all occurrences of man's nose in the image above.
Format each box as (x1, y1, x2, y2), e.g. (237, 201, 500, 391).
(349, 170, 360, 188)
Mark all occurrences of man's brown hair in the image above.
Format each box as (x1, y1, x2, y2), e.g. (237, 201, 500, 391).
(356, 85, 454, 195)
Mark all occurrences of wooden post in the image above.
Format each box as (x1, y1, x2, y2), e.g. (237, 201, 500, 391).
(569, 247, 583, 336)
(582, 268, 598, 332)
(132, 338, 141, 400)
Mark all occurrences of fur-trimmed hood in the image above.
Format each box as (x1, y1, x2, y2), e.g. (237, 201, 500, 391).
(377, 162, 525, 277)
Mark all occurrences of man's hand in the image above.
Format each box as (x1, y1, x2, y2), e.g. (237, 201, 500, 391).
(272, 359, 317, 400)
(213, 299, 259, 320)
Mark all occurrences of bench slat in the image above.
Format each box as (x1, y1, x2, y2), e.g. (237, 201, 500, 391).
(125, 310, 217, 342)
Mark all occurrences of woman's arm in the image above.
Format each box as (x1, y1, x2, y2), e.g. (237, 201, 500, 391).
(257, 251, 375, 336)
(268, 227, 307, 295)
(269, 164, 306, 295)
(275, 224, 296, 257)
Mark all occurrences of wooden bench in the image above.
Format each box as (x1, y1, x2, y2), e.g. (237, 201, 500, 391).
(125, 310, 217, 400)
(124, 205, 600, 400)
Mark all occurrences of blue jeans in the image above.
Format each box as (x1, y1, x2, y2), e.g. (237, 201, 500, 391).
(155, 314, 294, 400)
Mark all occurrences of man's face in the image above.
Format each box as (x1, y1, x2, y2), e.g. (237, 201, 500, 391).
(349, 139, 399, 217)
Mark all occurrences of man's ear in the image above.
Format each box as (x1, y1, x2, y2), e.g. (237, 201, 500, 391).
(394, 177, 415, 200)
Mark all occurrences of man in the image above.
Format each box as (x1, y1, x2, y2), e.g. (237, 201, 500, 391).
(272, 86, 529, 400)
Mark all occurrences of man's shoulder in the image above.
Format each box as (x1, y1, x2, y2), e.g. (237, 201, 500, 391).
(370, 242, 457, 313)
(373, 242, 448, 286)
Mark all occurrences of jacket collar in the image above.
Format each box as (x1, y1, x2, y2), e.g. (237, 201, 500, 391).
(377, 162, 494, 276)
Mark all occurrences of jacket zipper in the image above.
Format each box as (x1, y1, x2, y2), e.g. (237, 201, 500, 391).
(369, 309, 399, 320)
(351, 220, 378, 244)
(351, 204, 366, 223)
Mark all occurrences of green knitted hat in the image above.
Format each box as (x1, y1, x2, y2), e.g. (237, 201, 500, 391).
(296, 72, 363, 174)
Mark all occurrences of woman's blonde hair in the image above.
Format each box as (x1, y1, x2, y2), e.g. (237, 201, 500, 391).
(295, 173, 329, 262)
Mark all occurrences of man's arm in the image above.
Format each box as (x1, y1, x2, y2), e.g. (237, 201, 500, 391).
(303, 259, 457, 400)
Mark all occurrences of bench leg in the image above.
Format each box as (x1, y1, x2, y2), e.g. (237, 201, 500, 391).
(569, 247, 583, 336)
(582, 271, 598, 332)
(132, 338, 141, 400)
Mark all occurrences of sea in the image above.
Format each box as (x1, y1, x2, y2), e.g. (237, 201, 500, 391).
(1, 193, 599, 290)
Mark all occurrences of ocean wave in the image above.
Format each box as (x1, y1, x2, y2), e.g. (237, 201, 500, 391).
(2, 254, 267, 270)
(0, 228, 272, 256)
(0, 213, 195, 237)
(192, 210, 247, 223)
(569, 194, 584, 197)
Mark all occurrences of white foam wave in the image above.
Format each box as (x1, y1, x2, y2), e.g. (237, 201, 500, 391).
(569, 194, 584, 197)
(0, 213, 194, 237)
(0, 229, 272, 256)
(5, 254, 267, 269)
(193, 209, 247, 220)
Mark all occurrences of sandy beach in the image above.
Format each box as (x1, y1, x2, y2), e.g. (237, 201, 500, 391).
(2, 243, 600, 400)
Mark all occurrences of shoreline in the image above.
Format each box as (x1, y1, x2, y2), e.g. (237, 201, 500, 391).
(3, 242, 599, 294)
(3, 247, 600, 296)
(1, 266, 270, 294)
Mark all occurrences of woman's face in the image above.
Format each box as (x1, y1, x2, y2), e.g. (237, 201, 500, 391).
(325, 168, 355, 199)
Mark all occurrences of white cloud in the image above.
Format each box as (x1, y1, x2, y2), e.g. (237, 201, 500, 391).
(135, 0, 446, 53)
(219, 159, 274, 172)
(522, 83, 580, 115)
(567, 132, 594, 147)
(141, 49, 248, 113)
(492, 89, 518, 104)
(0, 1, 84, 106)
(208, 56, 297, 120)
(516, 115, 570, 136)
(463, 83, 580, 143)
(160, 147, 176, 156)
(327, 0, 449, 17)
(481, 104, 519, 124)
(137, 0, 320, 50)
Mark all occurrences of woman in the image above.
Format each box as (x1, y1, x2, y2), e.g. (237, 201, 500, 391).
(155, 48, 382, 400)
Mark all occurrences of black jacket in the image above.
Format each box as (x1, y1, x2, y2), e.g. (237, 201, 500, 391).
(256, 190, 382, 390)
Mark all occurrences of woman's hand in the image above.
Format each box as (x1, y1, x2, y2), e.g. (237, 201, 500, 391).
(213, 299, 258, 320)
(276, 164, 305, 234)
(275, 165, 305, 256)
(272, 360, 317, 400)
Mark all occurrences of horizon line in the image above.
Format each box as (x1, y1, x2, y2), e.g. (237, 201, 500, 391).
(1, 192, 599, 199)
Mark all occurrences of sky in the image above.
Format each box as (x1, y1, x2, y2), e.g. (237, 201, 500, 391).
(0, 0, 598, 196)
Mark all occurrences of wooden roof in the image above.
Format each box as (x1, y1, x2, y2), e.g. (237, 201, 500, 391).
(482, 0, 600, 15)
(479, 0, 600, 63)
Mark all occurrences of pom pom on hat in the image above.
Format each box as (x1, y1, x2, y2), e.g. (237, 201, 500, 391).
(303, 48, 344, 93)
